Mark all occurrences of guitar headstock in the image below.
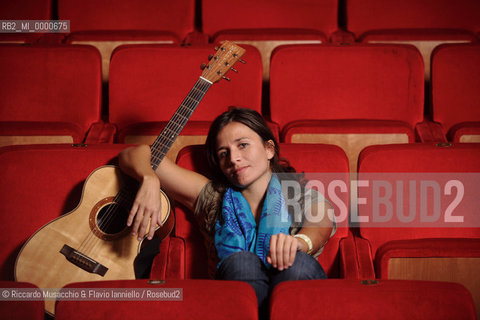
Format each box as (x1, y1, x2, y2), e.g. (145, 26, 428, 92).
(200, 41, 246, 83)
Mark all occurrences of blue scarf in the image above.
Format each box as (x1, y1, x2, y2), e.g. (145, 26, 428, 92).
(214, 174, 291, 268)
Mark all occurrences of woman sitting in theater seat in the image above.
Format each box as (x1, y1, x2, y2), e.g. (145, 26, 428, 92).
(119, 107, 335, 318)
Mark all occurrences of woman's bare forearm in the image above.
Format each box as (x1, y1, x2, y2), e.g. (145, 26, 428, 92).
(119, 144, 209, 211)
(119, 145, 157, 183)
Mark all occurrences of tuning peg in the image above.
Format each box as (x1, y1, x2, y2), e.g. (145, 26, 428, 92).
(200, 63, 207, 70)
(222, 76, 231, 81)
(239, 59, 246, 64)
(230, 67, 238, 73)
(208, 54, 214, 60)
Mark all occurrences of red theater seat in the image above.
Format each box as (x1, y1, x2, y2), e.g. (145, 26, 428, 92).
(109, 44, 263, 161)
(0, 144, 168, 315)
(55, 279, 258, 319)
(431, 43, 480, 142)
(355, 143, 480, 319)
(0, 144, 130, 281)
(270, 279, 476, 320)
(152, 143, 357, 280)
(345, 0, 480, 81)
(0, 281, 45, 320)
(0, 45, 110, 146)
(59, 0, 196, 81)
(202, 0, 338, 81)
(270, 44, 424, 173)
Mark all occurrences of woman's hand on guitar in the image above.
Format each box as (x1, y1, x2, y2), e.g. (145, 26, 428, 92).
(127, 174, 162, 241)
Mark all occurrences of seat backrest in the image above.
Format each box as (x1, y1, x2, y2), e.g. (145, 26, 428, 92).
(0, 281, 45, 320)
(175, 143, 350, 278)
(357, 143, 480, 256)
(0, 45, 102, 136)
(270, 44, 424, 130)
(55, 279, 258, 319)
(270, 279, 477, 320)
(58, 0, 195, 40)
(346, 0, 480, 37)
(202, 0, 338, 37)
(431, 43, 480, 135)
(0, 0, 51, 19)
(0, 144, 127, 281)
(109, 44, 263, 132)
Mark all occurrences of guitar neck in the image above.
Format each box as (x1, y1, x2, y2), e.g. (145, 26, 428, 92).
(150, 76, 212, 170)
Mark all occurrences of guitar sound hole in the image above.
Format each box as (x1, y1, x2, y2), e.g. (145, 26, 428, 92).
(96, 203, 129, 236)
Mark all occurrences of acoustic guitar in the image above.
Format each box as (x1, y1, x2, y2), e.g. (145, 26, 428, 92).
(14, 41, 246, 316)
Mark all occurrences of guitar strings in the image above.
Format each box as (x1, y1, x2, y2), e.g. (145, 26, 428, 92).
(77, 78, 211, 258)
(150, 80, 211, 166)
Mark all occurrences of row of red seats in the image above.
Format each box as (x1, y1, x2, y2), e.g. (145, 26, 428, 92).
(3, 279, 476, 319)
(2, 0, 480, 82)
(2, 0, 480, 41)
(0, 142, 478, 318)
(1, 42, 479, 170)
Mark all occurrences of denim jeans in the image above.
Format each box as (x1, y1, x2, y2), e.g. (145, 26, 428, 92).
(215, 251, 327, 319)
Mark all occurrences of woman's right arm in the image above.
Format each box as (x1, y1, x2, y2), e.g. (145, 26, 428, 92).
(119, 144, 209, 240)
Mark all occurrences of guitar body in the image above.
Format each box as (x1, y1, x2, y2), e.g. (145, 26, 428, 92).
(15, 165, 172, 316)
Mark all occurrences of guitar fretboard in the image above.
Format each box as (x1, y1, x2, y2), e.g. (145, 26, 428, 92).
(150, 77, 212, 170)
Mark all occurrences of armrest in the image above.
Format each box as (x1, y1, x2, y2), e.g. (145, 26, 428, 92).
(84, 121, 117, 144)
(338, 236, 360, 279)
(184, 31, 210, 45)
(149, 236, 170, 279)
(330, 29, 356, 44)
(150, 236, 185, 279)
(415, 120, 447, 143)
(354, 236, 376, 279)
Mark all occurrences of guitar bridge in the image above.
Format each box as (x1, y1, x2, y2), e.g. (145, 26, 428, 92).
(60, 244, 108, 276)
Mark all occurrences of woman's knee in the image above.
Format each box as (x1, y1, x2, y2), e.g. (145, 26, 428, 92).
(216, 251, 268, 281)
(273, 252, 327, 283)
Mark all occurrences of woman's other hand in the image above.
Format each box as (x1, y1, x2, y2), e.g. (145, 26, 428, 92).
(267, 233, 299, 271)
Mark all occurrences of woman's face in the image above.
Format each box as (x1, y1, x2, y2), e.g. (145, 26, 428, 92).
(215, 121, 274, 189)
